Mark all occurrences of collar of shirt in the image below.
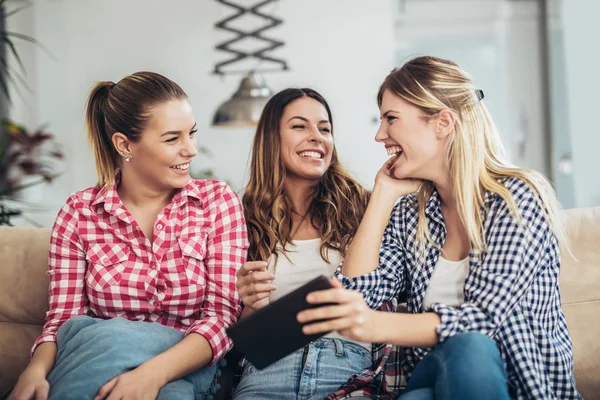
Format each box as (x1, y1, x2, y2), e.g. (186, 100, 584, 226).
(91, 170, 204, 218)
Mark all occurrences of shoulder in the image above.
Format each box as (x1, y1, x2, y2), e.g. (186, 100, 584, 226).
(189, 179, 240, 204)
(60, 186, 102, 212)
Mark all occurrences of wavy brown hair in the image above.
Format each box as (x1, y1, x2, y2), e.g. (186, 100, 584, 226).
(243, 88, 369, 264)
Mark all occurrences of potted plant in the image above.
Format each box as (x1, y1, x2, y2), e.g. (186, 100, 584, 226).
(1, 119, 64, 203)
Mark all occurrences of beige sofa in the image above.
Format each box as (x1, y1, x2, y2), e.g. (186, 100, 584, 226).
(1, 207, 599, 399)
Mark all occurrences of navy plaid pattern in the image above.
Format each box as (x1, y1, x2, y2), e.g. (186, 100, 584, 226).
(329, 177, 581, 400)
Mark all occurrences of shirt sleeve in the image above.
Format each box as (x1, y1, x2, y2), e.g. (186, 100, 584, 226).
(32, 196, 89, 356)
(334, 202, 407, 309)
(430, 185, 553, 342)
(186, 183, 248, 364)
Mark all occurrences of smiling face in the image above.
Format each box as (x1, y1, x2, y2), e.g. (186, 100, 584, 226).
(375, 89, 449, 181)
(279, 97, 334, 182)
(118, 99, 198, 191)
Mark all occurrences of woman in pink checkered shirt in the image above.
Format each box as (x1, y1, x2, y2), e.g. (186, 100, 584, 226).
(9, 72, 248, 400)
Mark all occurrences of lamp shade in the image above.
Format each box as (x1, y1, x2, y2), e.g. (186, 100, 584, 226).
(212, 71, 272, 127)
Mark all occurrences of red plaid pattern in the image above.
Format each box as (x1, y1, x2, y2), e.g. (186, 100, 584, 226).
(34, 178, 248, 365)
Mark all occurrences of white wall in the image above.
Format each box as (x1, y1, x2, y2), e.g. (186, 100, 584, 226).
(8, 0, 396, 224)
(562, 0, 600, 208)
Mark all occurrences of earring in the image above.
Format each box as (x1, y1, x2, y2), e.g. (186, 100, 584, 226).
(120, 152, 132, 162)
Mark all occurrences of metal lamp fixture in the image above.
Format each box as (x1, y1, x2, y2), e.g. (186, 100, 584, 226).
(212, 71, 272, 127)
(211, 0, 288, 127)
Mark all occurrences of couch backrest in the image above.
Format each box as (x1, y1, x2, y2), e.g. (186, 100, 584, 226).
(0, 208, 599, 398)
(0, 227, 50, 396)
(558, 207, 600, 399)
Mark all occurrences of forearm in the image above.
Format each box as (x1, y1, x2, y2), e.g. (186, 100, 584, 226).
(28, 342, 57, 377)
(137, 332, 213, 387)
(374, 311, 440, 348)
(342, 185, 399, 278)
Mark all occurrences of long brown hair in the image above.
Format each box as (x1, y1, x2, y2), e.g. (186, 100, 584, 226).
(85, 71, 187, 186)
(243, 88, 369, 264)
(377, 55, 566, 254)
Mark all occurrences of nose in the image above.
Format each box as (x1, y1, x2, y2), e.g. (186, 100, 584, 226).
(308, 125, 324, 143)
(374, 122, 387, 143)
(182, 135, 198, 158)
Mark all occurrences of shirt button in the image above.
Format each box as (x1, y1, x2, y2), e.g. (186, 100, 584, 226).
(101, 257, 109, 264)
(156, 223, 164, 230)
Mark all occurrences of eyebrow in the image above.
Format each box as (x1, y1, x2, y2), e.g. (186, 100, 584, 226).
(161, 122, 197, 137)
(287, 116, 330, 124)
(381, 110, 400, 118)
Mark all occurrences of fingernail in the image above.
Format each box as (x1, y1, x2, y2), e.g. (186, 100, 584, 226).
(306, 294, 314, 302)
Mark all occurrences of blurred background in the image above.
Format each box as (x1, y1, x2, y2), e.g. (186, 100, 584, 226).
(0, 0, 597, 227)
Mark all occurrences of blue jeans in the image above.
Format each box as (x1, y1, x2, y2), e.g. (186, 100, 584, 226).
(47, 316, 220, 400)
(233, 337, 372, 400)
(398, 332, 512, 400)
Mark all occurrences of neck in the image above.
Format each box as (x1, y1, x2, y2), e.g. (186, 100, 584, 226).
(432, 171, 455, 209)
(118, 168, 175, 209)
(283, 175, 317, 216)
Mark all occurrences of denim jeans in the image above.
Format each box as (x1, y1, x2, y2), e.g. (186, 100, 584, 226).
(47, 316, 219, 400)
(398, 332, 512, 400)
(233, 337, 372, 400)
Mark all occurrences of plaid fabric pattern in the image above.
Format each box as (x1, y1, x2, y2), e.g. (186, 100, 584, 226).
(330, 177, 580, 400)
(34, 178, 248, 365)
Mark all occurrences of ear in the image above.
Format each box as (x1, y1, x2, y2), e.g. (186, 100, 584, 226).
(112, 132, 132, 158)
(436, 109, 455, 139)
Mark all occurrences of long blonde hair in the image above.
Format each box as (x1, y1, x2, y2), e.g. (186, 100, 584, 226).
(377, 56, 566, 254)
(243, 88, 370, 264)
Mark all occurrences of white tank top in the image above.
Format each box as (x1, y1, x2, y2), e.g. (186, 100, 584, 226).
(422, 256, 470, 310)
(266, 238, 371, 353)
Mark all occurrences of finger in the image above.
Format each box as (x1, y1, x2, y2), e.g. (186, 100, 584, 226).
(95, 377, 118, 400)
(329, 277, 343, 288)
(306, 287, 362, 305)
(35, 384, 50, 400)
(297, 301, 365, 323)
(243, 291, 273, 307)
(239, 282, 276, 297)
(246, 271, 275, 283)
(303, 315, 364, 336)
(238, 261, 268, 276)
(236, 273, 274, 289)
(383, 154, 399, 169)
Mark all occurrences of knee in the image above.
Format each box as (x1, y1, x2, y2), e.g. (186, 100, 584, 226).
(441, 332, 503, 366)
(440, 332, 506, 383)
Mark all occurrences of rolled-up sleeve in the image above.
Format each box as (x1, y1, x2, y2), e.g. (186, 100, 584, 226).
(186, 183, 248, 364)
(335, 202, 407, 309)
(32, 197, 88, 356)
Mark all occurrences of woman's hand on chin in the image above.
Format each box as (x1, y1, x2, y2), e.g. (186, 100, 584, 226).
(374, 155, 423, 199)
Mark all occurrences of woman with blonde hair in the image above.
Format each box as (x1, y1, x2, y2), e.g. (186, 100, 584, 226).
(9, 71, 248, 400)
(297, 56, 581, 399)
(233, 88, 372, 399)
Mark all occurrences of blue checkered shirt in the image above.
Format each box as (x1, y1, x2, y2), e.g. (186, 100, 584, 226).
(332, 177, 580, 400)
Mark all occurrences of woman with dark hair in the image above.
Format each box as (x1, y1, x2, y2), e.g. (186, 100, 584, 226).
(9, 72, 248, 400)
(232, 88, 372, 400)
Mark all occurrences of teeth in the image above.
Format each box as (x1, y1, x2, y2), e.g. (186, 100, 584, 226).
(386, 147, 403, 156)
(171, 163, 190, 170)
(298, 151, 323, 159)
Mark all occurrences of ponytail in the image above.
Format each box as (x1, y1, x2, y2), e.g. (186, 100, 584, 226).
(85, 81, 117, 186)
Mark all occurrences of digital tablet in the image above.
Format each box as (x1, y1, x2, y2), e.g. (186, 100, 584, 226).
(226, 275, 334, 369)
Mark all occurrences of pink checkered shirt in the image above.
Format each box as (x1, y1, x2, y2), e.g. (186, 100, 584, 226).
(34, 178, 248, 365)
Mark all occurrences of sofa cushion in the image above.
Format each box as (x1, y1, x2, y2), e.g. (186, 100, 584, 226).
(0, 227, 50, 326)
